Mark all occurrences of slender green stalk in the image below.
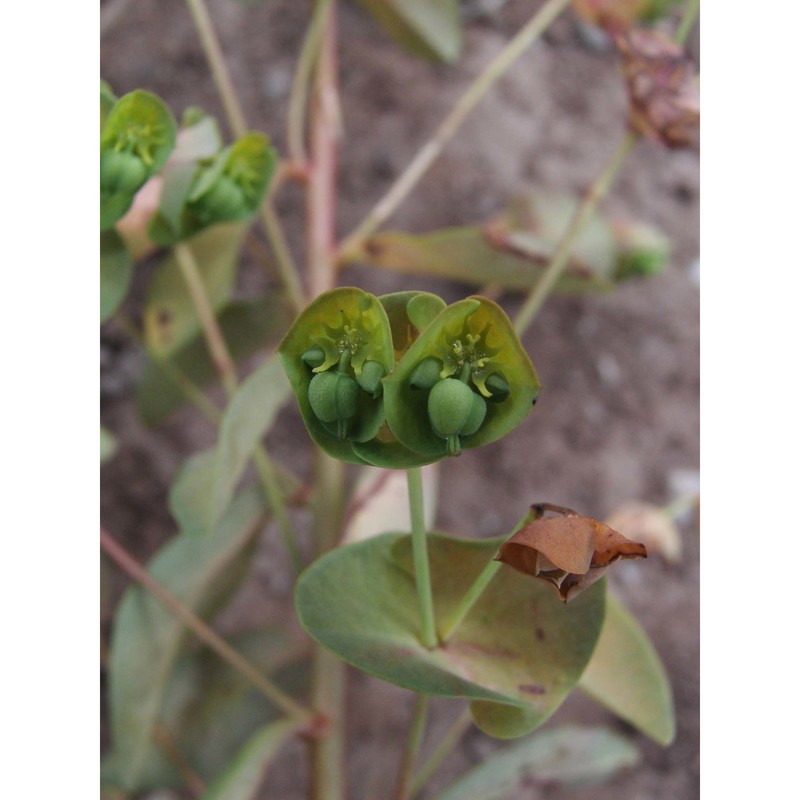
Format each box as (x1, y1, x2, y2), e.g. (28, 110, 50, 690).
(407, 467, 437, 649)
(336, 0, 573, 263)
(440, 508, 536, 643)
(439, 560, 501, 643)
(174, 241, 301, 570)
(288, 0, 334, 164)
(393, 694, 430, 800)
(183, 0, 248, 138)
(253, 448, 304, 572)
(174, 242, 239, 398)
(114, 311, 223, 424)
(183, 0, 306, 312)
(512, 131, 638, 337)
(261, 199, 307, 313)
(675, 0, 700, 47)
(410, 708, 472, 798)
(100, 527, 311, 720)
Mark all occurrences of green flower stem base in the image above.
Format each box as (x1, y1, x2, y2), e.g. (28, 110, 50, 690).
(440, 507, 536, 642)
(407, 467, 437, 649)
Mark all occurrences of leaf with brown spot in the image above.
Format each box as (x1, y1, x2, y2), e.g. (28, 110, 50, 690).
(496, 504, 647, 602)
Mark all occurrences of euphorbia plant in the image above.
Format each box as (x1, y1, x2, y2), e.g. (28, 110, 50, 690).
(101, 0, 698, 797)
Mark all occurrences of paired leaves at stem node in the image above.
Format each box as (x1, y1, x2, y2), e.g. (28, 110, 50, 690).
(278, 288, 540, 466)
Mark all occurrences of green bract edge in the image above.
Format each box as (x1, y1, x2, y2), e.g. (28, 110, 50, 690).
(383, 296, 540, 459)
(100, 90, 177, 231)
(353, 290, 447, 468)
(278, 287, 395, 465)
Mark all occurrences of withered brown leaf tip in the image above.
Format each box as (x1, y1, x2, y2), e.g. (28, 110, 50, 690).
(495, 504, 647, 602)
(614, 28, 700, 150)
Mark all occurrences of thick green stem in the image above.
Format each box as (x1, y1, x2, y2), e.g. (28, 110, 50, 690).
(100, 527, 311, 720)
(336, 0, 573, 263)
(309, 449, 347, 800)
(512, 131, 638, 337)
(407, 467, 437, 649)
(410, 708, 472, 798)
(439, 560, 501, 643)
(393, 694, 430, 800)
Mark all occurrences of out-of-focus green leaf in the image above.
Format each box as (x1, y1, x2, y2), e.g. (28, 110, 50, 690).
(356, 0, 462, 63)
(101, 229, 133, 323)
(433, 724, 640, 800)
(611, 219, 670, 279)
(101, 426, 119, 464)
(579, 591, 675, 745)
(142, 222, 248, 357)
(200, 717, 302, 800)
(103, 489, 267, 793)
(125, 628, 309, 791)
(296, 533, 605, 739)
(100, 81, 117, 132)
(136, 294, 291, 425)
(169, 442, 300, 537)
(362, 191, 645, 291)
(169, 449, 217, 536)
(210, 357, 291, 528)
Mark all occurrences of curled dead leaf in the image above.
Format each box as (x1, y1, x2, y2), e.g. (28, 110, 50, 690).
(495, 503, 647, 602)
(613, 27, 699, 149)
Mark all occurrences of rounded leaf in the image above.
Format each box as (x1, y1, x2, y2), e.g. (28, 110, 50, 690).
(295, 532, 605, 737)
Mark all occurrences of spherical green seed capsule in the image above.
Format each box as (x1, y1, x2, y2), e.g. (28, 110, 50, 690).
(101, 150, 148, 195)
(410, 357, 443, 390)
(308, 371, 360, 439)
(427, 378, 477, 438)
(356, 360, 385, 397)
(460, 392, 487, 437)
(194, 175, 247, 222)
(485, 372, 510, 402)
(301, 347, 326, 369)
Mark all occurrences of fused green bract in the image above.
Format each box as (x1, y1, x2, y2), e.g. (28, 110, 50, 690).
(383, 296, 540, 460)
(281, 290, 540, 468)
(100, 89, 177, 230)
(149, 132, 277, 245)
(278, 288, 395, 464)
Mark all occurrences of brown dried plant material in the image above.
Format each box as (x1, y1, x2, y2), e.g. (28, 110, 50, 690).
(496, 503, 647, 602)
(614, 27, 699, 149)
(573, 0, 653, 28)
